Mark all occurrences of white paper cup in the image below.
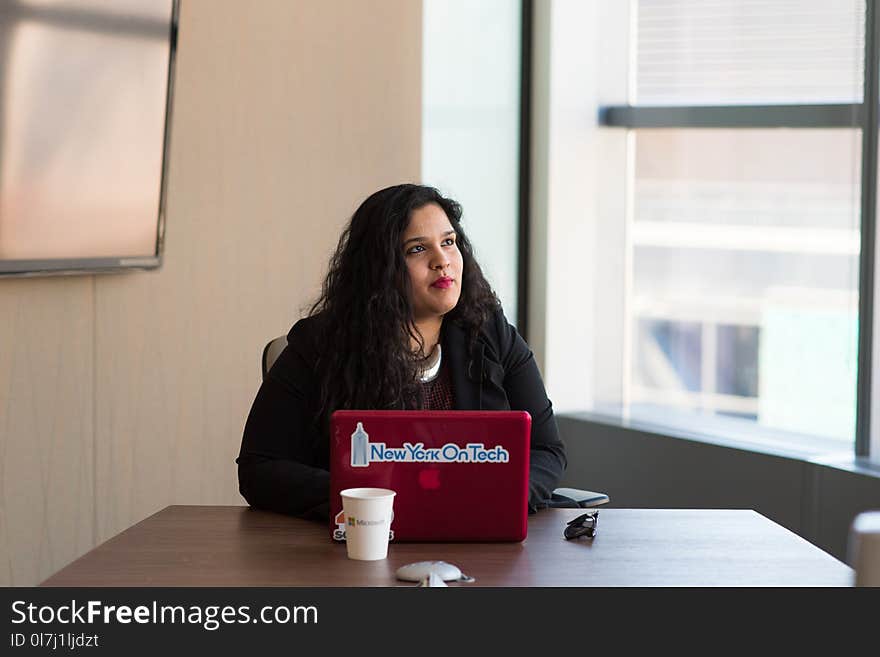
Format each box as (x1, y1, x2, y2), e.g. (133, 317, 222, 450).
(849, 510, 880, 586)
(340, 488, 396, 561)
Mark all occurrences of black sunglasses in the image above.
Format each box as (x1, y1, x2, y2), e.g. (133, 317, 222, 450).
(564, 510, 599, 540)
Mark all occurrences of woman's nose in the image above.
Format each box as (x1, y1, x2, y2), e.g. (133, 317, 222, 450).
(430, 250, 450, 270)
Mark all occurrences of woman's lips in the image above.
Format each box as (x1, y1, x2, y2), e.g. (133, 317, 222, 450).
(431, 277, 453, 289)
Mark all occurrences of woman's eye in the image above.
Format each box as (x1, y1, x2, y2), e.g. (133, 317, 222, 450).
(406, 238, 454, 254)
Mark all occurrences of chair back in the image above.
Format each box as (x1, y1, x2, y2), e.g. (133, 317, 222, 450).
(262, 335, 288, 380)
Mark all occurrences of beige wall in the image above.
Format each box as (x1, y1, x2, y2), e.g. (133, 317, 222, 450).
(0, 0, 422, 586)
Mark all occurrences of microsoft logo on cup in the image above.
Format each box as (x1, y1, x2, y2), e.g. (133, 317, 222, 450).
(334, 510, 395, 542)
(349, 421, 509, 468)
(348, 516, 385, 526)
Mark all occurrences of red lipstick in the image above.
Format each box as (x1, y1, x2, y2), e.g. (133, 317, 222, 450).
(431, 277, 453, 289)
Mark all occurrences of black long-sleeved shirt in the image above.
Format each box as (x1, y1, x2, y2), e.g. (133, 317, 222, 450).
(236, 308, 567, 519)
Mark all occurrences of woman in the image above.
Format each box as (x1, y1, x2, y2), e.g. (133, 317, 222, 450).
(237, 184, 566, 519)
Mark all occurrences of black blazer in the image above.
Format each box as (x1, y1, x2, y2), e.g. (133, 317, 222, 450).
(236, 308, 567, 519)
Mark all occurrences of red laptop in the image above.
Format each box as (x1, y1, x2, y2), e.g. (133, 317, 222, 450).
(329, 410, 531, 542)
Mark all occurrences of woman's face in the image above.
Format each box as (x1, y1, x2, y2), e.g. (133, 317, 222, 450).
(401, 203, 464, 324)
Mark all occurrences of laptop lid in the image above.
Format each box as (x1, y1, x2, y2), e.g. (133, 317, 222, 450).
(329, 410, 531, 542)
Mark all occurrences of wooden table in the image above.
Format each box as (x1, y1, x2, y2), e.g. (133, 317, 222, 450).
(41, 506, 853, 587)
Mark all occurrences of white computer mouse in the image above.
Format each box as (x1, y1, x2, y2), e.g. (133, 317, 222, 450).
(395, 560, 463, 582)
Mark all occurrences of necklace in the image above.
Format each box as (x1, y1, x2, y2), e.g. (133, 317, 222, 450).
(419, 344, 442, 383)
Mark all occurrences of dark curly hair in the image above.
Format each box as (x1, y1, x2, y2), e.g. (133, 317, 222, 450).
(308, 183, 500, 426)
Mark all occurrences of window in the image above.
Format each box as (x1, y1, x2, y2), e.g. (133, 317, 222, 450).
(421, 0, 524, 325)
(629, 127, 860, 444)
(533, 0, 878, 457)
(634, 0, 864, 106)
